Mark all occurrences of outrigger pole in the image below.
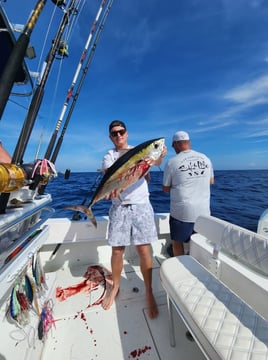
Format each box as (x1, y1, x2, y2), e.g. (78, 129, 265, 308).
(0, 0, 47, 119)
(44, 0, 113, 162)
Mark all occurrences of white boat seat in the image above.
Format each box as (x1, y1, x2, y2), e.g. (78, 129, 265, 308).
(194, 215, 268, 276)
(160, 255, 268, 360)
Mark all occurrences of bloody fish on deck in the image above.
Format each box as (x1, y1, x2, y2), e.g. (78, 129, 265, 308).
(65, 137, 165, 227)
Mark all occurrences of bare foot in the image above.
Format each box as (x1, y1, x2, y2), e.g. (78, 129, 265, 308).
(102, 285, 119, 310)
(146, 292, 159, 319)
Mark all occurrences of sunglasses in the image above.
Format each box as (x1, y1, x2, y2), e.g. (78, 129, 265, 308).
(110, 129, 126, 137)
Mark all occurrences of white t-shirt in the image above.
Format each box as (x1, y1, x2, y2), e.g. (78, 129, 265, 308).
(102, 146, 150, 205)
(163, 149, 214, 222)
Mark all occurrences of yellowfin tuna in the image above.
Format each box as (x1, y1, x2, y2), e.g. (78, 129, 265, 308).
(65, 138, 165, 227)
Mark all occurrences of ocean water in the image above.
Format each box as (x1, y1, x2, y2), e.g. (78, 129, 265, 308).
(46, 170, 268, 232)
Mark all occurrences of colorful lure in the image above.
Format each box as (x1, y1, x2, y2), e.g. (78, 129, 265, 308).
(31, 159, 57, 184)
(7, 256, 47, 329)
(24, 273, 40, 316)
(24, 274, 34, 304)
(9, 280, 30, 326)
(38, 300, 55, 340)
(9, 287, 21, 321)
(32, 252, 47, 294)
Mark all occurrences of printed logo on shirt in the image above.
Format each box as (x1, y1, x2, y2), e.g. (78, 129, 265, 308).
(178, 158, 209, 177)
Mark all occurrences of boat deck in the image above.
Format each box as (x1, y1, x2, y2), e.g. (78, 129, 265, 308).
(40, 257, 205, 360)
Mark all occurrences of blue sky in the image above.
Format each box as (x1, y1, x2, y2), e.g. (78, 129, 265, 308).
(1, 0, 268, 171)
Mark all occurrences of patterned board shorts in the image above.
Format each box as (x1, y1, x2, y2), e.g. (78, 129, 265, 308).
(107, 202, 158, 246)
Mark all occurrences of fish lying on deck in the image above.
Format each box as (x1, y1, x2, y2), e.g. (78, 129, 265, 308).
(65, 138, 165, 227)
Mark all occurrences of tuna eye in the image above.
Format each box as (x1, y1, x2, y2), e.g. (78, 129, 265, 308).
(154, 143, 159, 149)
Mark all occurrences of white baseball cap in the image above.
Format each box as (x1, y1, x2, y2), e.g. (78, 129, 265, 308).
(172, 131, 190, 142)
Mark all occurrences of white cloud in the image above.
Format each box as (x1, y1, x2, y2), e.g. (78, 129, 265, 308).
(193, 121, 233, 133)
(223, 75, 268, 103)
(244, 129, 268, 138)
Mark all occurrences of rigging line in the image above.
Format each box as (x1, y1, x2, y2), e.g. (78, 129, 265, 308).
(34, 127, 44, 160)
(58, 0, 84, 43)
(8, 91, 33, 98)
(10, 68, 35, 99)
(64, 0, 84, 43)
(47, 55, 64, 125)
(39, 4, 86, 154)
(33, 2, 58, 89)
(44, 0, 110, 161)
(50, 0, 114, 166)
(6, 99, 46, 119)
(34, 55, 64, 160)
(38, 2, 85, 159)
(8, 98, 32, 111)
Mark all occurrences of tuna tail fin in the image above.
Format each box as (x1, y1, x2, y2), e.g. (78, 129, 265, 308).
(64, 205, 97, 228)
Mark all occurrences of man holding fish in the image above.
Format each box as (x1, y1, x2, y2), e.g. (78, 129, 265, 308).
(101, 120, 166, 319)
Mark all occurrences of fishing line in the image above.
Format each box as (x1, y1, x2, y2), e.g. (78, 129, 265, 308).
(34, 127, 44, 160)
(33, 2, 58, 89)
(9, 74, 35, 98)
(7, 98, 33, 110)
(49, 0, 114, 166)
(44, 0, 112, 162)
(39, 0, 82, 156)
(46, 55, 64, 126)
(68, 0, 86, 42)
(10, 0, 79, 165)
(45, 0, 85, 128)
(9, 328, 27, 342)
(9, 325, 36, 349)
(38, 3, 79, 152)
(64, 0, 85, 44)
(9, 90, 33, 98)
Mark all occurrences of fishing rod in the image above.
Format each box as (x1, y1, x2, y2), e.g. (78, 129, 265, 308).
(12, 0, 79, 166)
(44, 0, 110, 161)
(49, 0, 114, 165)
(0, 0, 47, 120)
(0, 0, 77, 214)
(0, 0, 48, 215)
(38, 0, 113, 197)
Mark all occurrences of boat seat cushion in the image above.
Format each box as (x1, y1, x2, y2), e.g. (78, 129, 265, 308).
(194, 215, 268, 276)
(160, 255, 268, 360)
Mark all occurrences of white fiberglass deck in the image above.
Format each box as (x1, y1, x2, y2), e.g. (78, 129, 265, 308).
(39, 258, 204, 360)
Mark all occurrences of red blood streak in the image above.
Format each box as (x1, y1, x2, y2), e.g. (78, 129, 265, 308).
(129, 346, 151, 358)
(80, 312, 86, 321)
(55, 265, 112, 303)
